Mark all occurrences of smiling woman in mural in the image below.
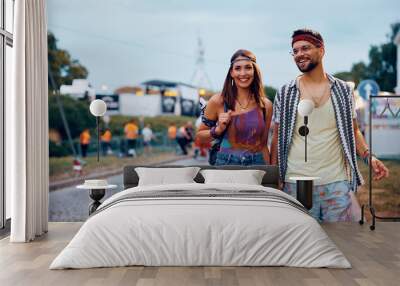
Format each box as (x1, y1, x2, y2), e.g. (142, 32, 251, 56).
(196, 49, 273, 166)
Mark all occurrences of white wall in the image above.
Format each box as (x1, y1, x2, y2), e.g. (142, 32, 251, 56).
(5, 45, 13, 220)
(394, 31, 400, 94)
(119, 94, 162, 116)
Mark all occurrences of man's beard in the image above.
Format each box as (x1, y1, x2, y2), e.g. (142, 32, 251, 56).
(296, 59, 319, 73)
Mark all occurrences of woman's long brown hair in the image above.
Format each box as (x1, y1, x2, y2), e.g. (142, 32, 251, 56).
(221, 49, 265, 110)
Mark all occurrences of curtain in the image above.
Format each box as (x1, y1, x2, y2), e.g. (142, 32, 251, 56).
(8, 0, 49, 242)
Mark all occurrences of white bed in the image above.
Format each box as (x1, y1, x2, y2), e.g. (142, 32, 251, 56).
(50, 176, 351, 269)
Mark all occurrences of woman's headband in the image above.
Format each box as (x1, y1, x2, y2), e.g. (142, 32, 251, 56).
(292, 34, 324, 48)
(231, 56, 256, 65)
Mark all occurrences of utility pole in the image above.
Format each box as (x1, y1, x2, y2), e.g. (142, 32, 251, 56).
(48, 65, 78, 158)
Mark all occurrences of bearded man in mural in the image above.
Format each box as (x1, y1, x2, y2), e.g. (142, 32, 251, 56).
(270, 28, 389, 222)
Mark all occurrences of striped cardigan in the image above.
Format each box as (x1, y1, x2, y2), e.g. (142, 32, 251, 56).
(273, 74, 364, 191)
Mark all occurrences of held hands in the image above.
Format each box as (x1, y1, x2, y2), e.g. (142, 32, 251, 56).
(215, 110, 232, 135)
(371, 157, 389, 181)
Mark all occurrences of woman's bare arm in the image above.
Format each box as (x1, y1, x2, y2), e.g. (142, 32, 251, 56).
(196, 94, 223, 143)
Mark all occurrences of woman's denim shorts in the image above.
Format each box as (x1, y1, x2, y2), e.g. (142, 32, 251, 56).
(215, 152, 265, 166)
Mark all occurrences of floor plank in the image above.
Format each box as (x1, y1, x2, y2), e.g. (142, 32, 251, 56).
(0, 222, 399, 286)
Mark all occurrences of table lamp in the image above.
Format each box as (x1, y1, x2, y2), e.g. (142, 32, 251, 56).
(89, 99, 107, 162)
(297, 99, 315, 162)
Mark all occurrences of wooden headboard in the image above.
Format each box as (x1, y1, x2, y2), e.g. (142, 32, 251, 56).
(123, 165, 280, 189)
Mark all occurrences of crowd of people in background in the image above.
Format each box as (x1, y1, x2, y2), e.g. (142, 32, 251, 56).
(78, 119, 202, 159)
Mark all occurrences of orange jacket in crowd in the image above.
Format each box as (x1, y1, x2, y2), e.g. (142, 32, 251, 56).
(80, 130, 91, 145)
(168, 125, 177, 139)
(124, 122, 138, 140)
(101, 130, 112, 142)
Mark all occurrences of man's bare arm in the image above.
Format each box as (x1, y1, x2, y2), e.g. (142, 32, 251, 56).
(270, 123, 279, 166)
(353, 119, 389, 180)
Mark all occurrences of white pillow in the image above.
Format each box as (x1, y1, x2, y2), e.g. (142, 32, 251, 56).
(200, 169, 266, 185)
(135, 167, 200, 186)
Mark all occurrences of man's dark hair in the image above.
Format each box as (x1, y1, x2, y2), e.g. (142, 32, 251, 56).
(292, 28, 324, 43)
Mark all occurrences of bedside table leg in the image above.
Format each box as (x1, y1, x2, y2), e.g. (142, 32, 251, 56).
(89, 189, 106, 215)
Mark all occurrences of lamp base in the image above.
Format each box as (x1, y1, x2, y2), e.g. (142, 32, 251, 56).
(89, 189, 105, 215)
(290, 177, 320, 210)
(296, 180, 313, 210)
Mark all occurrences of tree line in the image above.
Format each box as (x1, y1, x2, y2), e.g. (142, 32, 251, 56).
(334, 22, 399, 92)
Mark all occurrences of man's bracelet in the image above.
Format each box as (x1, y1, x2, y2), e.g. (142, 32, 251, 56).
(362, 150, 377, 165)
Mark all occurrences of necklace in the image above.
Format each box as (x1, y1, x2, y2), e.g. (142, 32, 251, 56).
(236, 94, 252, 110)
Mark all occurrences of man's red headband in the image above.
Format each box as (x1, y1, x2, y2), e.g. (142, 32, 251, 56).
(292, 34, 324, 48)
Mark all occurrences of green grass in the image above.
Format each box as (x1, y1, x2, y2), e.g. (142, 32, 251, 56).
(358, 159, 400, 193)
(356, 159, 400, 213)
(49, 150, 179, 181)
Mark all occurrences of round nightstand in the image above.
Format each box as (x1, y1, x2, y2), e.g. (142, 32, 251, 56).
(77, 184, 117, 215)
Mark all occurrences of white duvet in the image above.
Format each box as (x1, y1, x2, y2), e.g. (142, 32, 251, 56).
(50, 183, 351, 269)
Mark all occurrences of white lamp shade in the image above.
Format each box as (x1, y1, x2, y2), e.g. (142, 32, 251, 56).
(89, 99, 107, 116)
(298, 99, 315, 117)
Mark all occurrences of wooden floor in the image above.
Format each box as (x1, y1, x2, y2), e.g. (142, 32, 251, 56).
(0, 222, 399, 286)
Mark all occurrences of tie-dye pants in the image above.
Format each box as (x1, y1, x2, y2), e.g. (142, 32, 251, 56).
(283, 180, 353, 222)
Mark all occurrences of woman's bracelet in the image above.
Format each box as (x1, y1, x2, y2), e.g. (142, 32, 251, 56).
(210, 126, 220, 139)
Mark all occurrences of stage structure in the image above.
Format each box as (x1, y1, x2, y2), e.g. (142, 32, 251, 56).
(190, 37, 213, 90)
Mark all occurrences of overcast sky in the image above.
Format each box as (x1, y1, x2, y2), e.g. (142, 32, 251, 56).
(47, 0, 400, 92)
